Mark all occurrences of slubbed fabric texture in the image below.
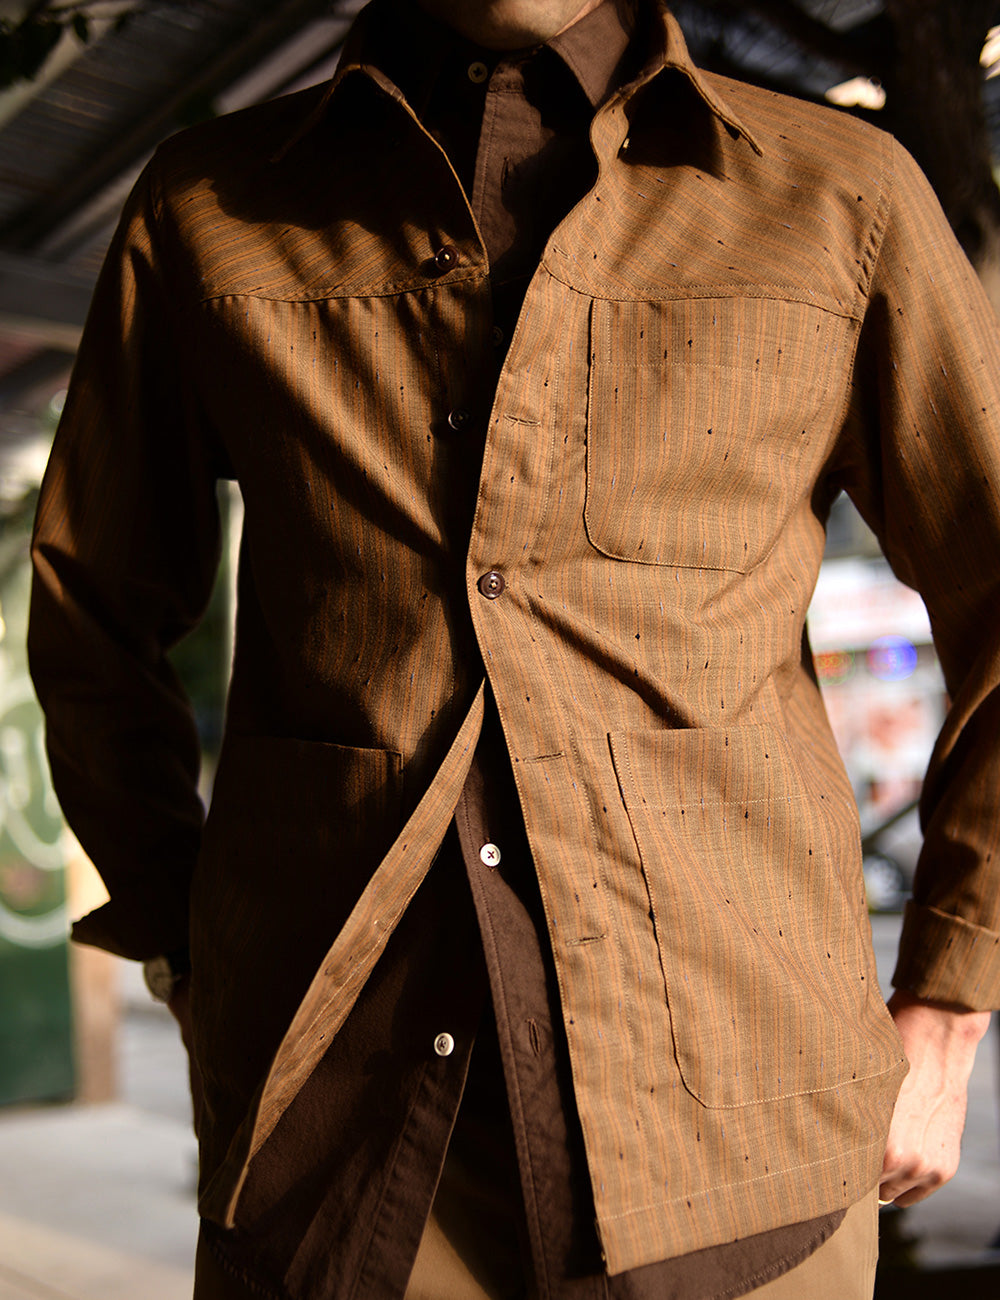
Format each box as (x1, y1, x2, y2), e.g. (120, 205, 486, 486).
(29, 0, 1000, 1284)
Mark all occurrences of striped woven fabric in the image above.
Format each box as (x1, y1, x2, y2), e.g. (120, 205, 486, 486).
(29, 0, 1000, 1272)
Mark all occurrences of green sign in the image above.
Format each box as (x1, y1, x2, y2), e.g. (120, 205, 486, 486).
(0, 553, 74, 1106)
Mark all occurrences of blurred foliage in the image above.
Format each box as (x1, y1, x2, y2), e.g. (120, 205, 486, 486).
(0, 12, 62, 87)
(0, 3, 137, 90)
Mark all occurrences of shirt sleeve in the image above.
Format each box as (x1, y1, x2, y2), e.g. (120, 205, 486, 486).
(837, 137, 1000, 1010)
(28, 154, 225, 961)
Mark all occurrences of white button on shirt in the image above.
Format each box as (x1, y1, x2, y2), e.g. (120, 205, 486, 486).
(434, 1032, 455, 1057)
(480, 842, 501, 867)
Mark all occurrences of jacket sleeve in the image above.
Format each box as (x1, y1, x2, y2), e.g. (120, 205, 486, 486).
(838, 137, 1000, 1010)
(28, 155, 225, 961)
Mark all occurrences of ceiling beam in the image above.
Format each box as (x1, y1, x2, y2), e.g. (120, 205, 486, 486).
(0, 251, 94, 349)
(1, 0, 355, 253)
(0, 346, 73, 414)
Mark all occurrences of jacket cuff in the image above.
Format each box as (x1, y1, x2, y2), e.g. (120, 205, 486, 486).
(71, 899, 190, 964)
(892, 900, 1000, 1011)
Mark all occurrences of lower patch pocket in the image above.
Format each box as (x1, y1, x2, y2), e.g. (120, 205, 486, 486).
(610, 725, 898, 1107)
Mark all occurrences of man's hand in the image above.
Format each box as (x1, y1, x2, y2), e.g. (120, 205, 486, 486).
(166, 975, 204, 1134)
(879, 989, 992, 1206)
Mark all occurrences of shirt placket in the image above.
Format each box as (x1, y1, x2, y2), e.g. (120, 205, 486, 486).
(454, 741, 609, 1300)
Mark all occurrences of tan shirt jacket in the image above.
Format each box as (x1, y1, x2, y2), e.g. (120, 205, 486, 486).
(29, 0, 1000, 1275)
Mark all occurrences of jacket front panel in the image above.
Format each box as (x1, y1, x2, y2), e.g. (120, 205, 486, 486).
(174, 74, 903, 1262)
(29, 4, 1000, 1278)
(463, 263, 902, 1265)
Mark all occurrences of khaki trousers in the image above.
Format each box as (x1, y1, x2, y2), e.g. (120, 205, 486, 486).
(405, 1189, 879, 1300)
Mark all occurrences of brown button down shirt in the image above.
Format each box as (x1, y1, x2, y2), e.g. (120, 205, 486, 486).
(29, 0, 1000, 1289)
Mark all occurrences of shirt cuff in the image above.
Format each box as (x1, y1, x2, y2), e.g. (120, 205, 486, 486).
(892, 900, 1000, 1011)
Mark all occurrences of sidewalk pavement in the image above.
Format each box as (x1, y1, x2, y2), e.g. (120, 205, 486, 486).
(0, 962, 196, 1300)
(0, 918, 997, 1299)
(0, 1106, 196, 1300)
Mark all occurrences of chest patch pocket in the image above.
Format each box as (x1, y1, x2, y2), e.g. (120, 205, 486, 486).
(585, 296, 848, 573)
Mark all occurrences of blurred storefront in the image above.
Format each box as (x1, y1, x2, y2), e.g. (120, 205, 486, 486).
(808, 500, 948, 909)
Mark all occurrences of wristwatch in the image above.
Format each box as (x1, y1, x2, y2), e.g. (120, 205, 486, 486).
(142, 946, 191, 1003)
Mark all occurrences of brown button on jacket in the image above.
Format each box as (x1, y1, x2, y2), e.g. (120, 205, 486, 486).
(29, 0, 1000, 1277)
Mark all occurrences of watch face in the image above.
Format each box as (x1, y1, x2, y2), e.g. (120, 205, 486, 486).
(143, 955, 178, 1002)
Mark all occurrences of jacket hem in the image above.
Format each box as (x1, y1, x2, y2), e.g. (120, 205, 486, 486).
(596, 1135, 885, 1276)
